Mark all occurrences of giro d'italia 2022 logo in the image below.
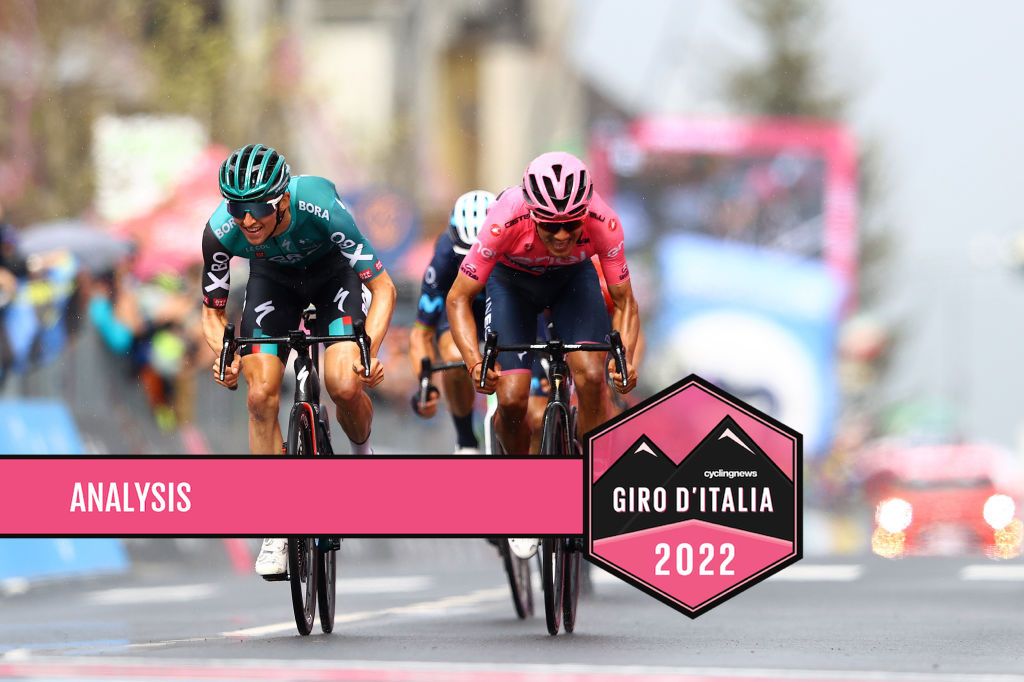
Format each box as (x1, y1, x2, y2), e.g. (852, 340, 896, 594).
(585, 375, 802, 618)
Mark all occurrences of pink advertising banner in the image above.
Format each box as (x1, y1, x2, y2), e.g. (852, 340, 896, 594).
(0, 457, 583, 536)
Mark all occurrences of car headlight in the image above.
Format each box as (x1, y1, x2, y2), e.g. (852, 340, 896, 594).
(876, 498, 913, 533)
(984, 494, 1016, 530)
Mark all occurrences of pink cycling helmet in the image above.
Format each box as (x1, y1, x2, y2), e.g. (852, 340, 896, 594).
(522, 151, 593, 221)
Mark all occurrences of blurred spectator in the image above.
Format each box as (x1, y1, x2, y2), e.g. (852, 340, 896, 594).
(87, 250, 212, 431)
(0, 202, 28, 387)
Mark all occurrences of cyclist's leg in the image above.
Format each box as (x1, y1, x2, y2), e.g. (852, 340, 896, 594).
(486, 267, 542, 455)
(313, 262, 373, 454)
(550, 261, 614, 438)
(240, 263, 301, 576)
(239, 262, 301, 455)
(437, 329, 478, 452)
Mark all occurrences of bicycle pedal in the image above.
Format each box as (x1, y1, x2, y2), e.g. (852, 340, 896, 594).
(261, 572, 289, 582)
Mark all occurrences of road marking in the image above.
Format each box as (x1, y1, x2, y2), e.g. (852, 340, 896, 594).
(84, 584, 215, 605)
(222, 585, 506, 637)
(0, 578, 29, 596)
(768, 564, 863, 581)
(4, 656, 1024, 682)
(338, 575, 432, 593)
(593, 564, 863, 585)
(0, 649, 30, 661)
(960, 564, 1024, 580)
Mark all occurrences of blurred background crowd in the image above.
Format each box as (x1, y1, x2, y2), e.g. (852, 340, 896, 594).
(2, 0, 1024, 558)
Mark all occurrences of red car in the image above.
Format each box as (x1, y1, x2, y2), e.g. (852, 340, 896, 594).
(860, 442, 1023, 559)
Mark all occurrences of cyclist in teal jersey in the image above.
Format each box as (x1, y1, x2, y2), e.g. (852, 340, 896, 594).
(201, 144, 397, 575)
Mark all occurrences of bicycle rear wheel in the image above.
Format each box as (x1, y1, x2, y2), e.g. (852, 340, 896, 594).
(562, 538, 582, 633)
(318, 543, 336, 633)
(287, 404, 318, 635)
(500, 541, 534, 619)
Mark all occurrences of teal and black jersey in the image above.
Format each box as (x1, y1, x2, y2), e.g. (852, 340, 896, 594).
(201, 175, 384, 308)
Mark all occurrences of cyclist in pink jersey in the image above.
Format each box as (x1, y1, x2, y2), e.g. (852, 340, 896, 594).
(447, 151, 639, 455)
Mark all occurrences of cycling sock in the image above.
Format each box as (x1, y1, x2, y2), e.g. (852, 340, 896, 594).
(349, 434, 373, 455)
(452, 412, 478, 448)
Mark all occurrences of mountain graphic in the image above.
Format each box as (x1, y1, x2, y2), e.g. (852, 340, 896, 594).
(592, 417, 794, 541)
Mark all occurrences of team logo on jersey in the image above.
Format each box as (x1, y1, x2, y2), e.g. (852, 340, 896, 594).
(607, 241, 625, 258)
(255, 251, 265, 258)
(479, 246, 496, 260)
(298, 200, 330, 221)
(460, 263, 479, 280)
(374, 259, 383, 272)
(589, 211, 607, 223)
(359, 270, 373, 281)
(490, 224, 502, 237)
(609, 219, 619, 232)
(205, 270, 229, 293)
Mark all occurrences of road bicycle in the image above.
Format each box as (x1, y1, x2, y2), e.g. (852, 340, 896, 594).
(480, 329, 627, 635)
(219, 308, 371, 636)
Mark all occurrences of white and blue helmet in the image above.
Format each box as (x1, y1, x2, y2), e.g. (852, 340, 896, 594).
(449, 190, 496, 255)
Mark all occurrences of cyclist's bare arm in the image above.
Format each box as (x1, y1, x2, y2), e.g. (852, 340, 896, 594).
(408, 323, 437, 376)
(202, 305, 228, 355)
(203, 305, 240, 388)
(363, 270, 396, 358)
(447, 272, 498, 392)
(607, 279, 639, 393)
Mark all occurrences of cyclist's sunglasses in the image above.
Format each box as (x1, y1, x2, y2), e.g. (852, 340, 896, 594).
(534, 217, 585, 235)
(226, 194, 285, 220)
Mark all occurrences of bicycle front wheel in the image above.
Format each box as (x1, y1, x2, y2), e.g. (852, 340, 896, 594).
(539, 403, 570, 634)
(287, 404, 319, 635)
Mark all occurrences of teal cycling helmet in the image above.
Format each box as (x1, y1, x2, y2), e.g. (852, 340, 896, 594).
(218, 144, 291, 201)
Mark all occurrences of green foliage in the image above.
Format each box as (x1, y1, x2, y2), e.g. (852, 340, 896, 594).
(0, 0, 231, 224)
(727, 0, 844, 119)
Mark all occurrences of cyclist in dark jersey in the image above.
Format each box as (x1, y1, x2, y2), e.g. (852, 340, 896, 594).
(201, 145, 396, 575)
(408, 190, 494, 454)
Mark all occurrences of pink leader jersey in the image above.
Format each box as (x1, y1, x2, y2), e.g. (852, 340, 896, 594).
(459, 187, 630, 286)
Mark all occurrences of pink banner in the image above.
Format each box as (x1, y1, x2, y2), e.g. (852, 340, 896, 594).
(0, 457, 583, 536)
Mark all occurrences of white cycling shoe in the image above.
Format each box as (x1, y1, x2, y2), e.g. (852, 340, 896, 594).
(453, 446, 481, 455)
(509, 537, 540, 560)
(255, 538, 288, 576)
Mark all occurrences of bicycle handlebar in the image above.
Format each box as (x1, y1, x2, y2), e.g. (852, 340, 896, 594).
(479, 330, 628, 389)
(219, 319, 373, 388)
(416, 358, 467, 408)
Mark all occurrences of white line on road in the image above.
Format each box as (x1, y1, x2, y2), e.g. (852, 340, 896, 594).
(337, 575, 433, 593)
(7, 655, 1024, 682)
(591, 564, 864, 585)
(960, 564, 1024, 580)
(221, 585, 507, 637)
(84, 584, 216, 605)
(768, 564, 863, 581)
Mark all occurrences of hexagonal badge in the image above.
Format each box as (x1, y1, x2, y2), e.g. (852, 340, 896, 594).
(585, 375, 802, 618)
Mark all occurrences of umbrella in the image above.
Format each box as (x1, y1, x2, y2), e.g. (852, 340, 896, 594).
(19, 220, 133, 274)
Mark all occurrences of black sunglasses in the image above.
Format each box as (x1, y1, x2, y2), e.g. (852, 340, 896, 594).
(226, 195, 284, 220)
(535, 218, 584, 235)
